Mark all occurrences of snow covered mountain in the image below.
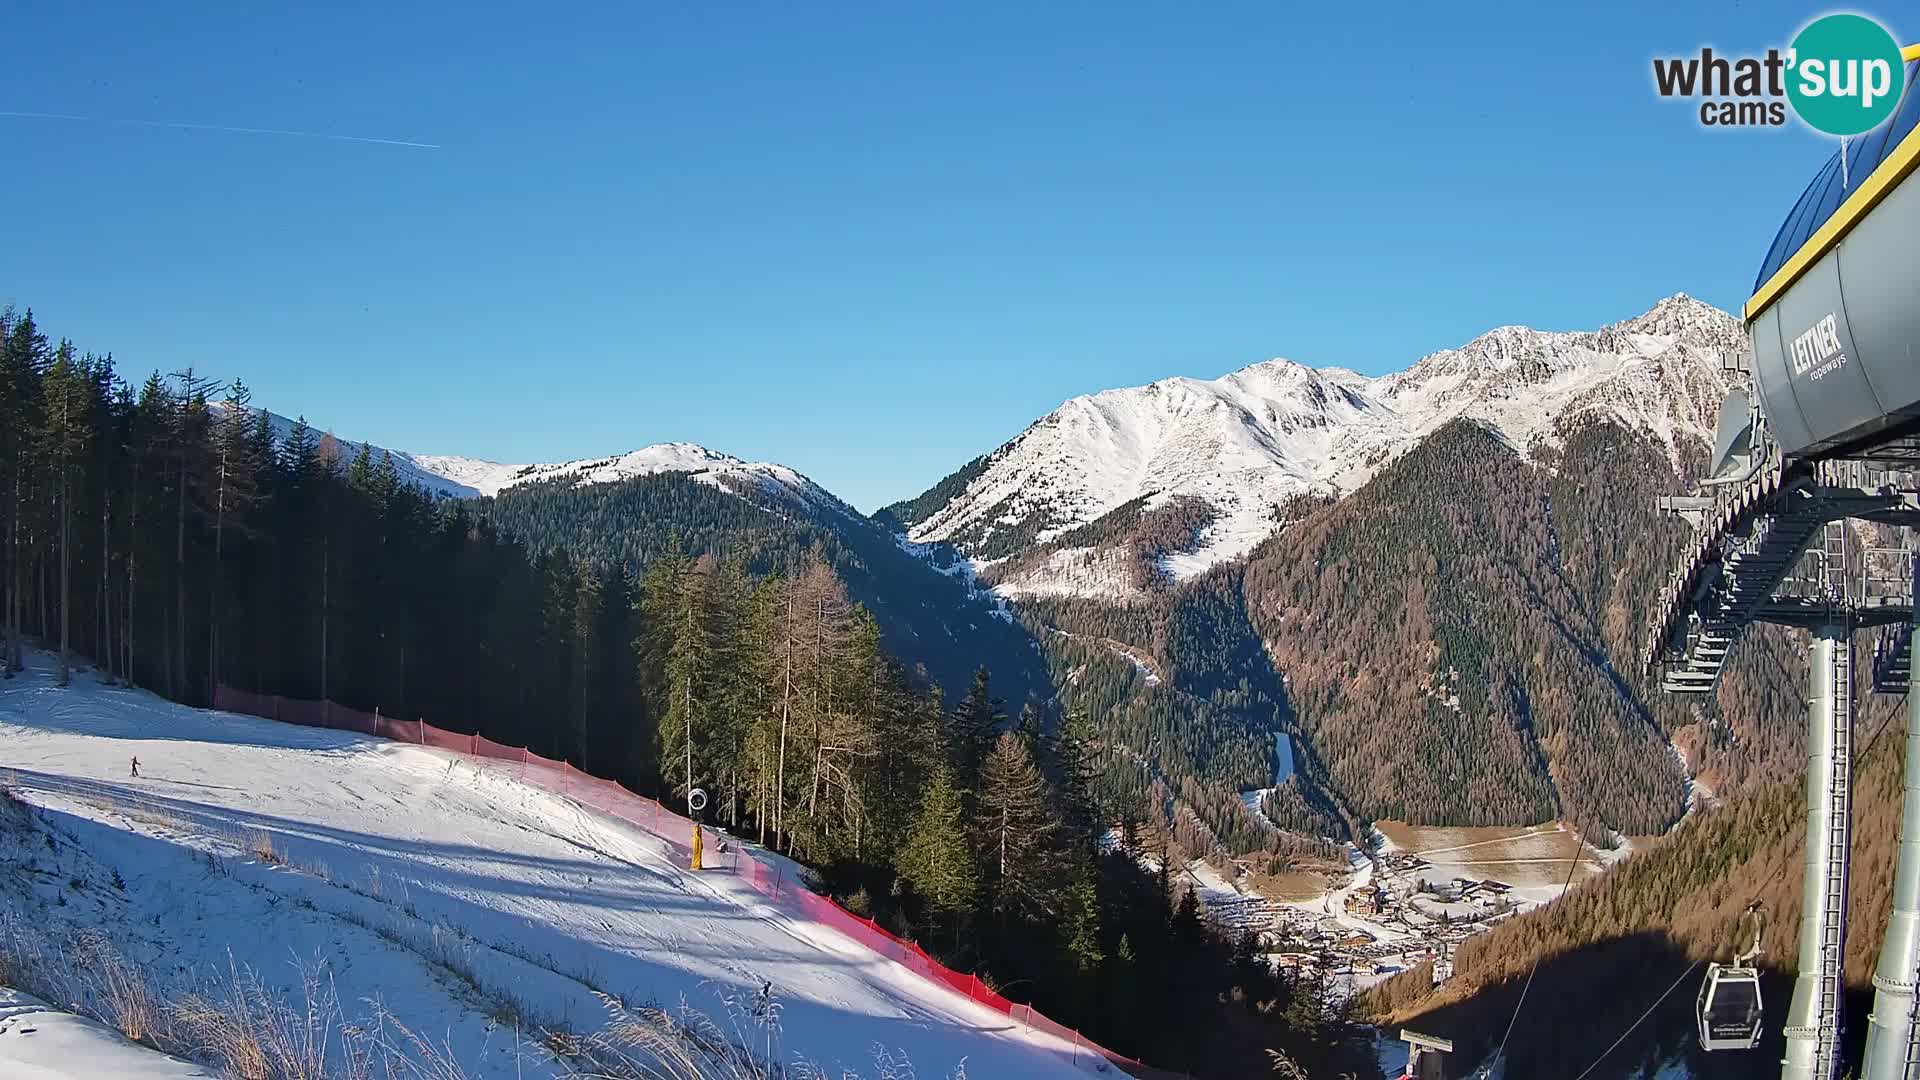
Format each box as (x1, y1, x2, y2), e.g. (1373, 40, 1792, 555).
(216, 405, 850, 518)
(410, 443, 854, 518)
(890, 294, 1743, 599)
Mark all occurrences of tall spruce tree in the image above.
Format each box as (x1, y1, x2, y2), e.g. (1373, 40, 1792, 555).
(1, 311, 50, 675)
(39, 342, 90, 686)
(950, 665, 1004, 794)
(900, 766, 978, 930)
(977, 731, 1064, 921)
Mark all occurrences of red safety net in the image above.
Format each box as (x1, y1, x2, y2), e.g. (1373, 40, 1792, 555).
(334, 704, 378, 736)
(472, 734, 523, 766)
(375, 715, 422, 745)
(212, 686, 1179, 1079)
(419, 724, 471, 754)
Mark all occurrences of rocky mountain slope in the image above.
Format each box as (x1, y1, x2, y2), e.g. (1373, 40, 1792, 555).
(889, 294, 1742, 601)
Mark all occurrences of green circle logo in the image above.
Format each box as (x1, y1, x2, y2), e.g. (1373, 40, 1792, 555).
(1787, 14, 1906, 136)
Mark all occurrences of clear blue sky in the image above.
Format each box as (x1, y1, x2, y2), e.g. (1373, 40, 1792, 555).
(0, 3, 1891, 510)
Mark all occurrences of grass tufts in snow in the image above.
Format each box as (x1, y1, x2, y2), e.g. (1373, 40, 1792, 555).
(247, 829, 283, 866)
(0, 914, 531, 1079)
(0, 909, 965, 1080)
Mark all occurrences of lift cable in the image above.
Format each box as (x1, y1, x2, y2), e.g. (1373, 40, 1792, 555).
(1482, 826, 1587, 1076)
(1568, 901, 1761, 1076)
(1570, 959, 1704, 1080)
(1859, 693, 1905, 762)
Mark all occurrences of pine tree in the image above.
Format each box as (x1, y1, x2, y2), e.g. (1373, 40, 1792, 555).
(124, 374, 174, 689)
(39, 343, 91, 686)
(663, 554, 715, 806)
(1172, 888, 1203, 951)
(0, 310, 50, 676)
(978, 730, 1064, 920)
(168, 370, 217, 701)
(1063, 853, 1105, 972)
(950, 666, 1004, 792)
(900, 766, 978, 924)
(207, 380, 264, 693)
(1045, 707, 1102, 851)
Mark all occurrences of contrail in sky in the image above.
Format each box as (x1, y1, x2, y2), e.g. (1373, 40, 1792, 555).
(0, 110, 439, 149)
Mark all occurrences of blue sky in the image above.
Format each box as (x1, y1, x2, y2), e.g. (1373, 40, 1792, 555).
(0, 2, 1890, 510)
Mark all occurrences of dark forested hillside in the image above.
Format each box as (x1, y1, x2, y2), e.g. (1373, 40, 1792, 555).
(1237, 416, 1802, 840)
(477, 472, 1052, 705)
(876, 449, 996, 533)
(1016, 561, 1345, 860)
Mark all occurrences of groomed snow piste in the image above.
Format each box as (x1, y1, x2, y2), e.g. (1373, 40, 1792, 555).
(0, 652, 1096, 1078)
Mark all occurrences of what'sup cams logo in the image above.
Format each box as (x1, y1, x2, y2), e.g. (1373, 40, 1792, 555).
(1653, 13, 1906, 135)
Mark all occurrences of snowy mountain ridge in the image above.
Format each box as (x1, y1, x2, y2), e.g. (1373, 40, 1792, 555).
(896, 294, 1742, 598)
(212, 405, 852, 518)
(412, 443, 857, 518)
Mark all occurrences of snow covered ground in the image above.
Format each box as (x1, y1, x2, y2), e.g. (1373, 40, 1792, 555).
(0, 987, 215, 1079)
(1236, 734, 1295, 829)
(0, 652, 1095, 1078)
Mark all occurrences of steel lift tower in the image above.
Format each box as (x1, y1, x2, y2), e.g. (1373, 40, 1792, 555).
(1649, 395, 1919, 1078)
(1647, 44, 1920, 1080)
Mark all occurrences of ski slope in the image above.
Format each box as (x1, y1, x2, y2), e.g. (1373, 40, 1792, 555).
(0, 653, 1096, 1078)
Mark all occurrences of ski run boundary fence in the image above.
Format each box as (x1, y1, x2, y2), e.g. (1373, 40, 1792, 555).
(212, 686, 1190, 1080)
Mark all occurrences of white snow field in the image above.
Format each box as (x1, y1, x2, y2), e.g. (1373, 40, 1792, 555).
(0, 986, 216, 1079)
(0, 652, 1099, 1079)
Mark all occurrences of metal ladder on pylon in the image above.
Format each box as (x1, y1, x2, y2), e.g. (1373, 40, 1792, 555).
(1817, 631, 1855, 1078)
(1821, 520, 1853, 605)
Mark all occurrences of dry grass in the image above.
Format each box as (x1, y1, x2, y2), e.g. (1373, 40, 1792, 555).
(0, 911, 959, 1080)
(0, 915, 497, 1079)
(0, 781, 31, 828)
(0, 799, 965, 1080)
(248, 830, 283, 866)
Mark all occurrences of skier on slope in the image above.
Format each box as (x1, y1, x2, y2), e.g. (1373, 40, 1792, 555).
(129, 756, 140, 778)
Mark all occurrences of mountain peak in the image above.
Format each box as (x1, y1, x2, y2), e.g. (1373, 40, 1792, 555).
(1615, 293, 1745, 353)
(897, 296, 1743, 599)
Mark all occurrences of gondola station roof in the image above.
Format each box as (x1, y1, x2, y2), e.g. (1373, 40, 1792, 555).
(1747, 46, 1920, 460)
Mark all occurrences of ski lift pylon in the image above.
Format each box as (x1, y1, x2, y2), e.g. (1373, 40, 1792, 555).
(1697, 903, 1764, 1052)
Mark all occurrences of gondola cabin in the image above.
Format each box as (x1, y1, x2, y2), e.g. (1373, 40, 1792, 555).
(1697, 962, 1764, 1051)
